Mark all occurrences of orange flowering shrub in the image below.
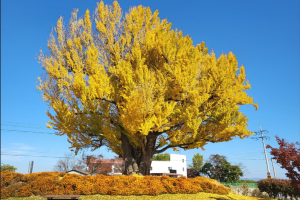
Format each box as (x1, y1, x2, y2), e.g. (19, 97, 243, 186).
(0, 171, 229, 199)
(1, 170, 26, 198)
(190, 177, 229, 195)
(15, 185, 32, 197)
(173, 176, 200, 194)
(1, 170, 23, 187)
(1, 188, 10, 199)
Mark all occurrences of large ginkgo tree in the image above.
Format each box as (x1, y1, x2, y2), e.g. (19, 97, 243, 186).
(37, 1, 258, 175)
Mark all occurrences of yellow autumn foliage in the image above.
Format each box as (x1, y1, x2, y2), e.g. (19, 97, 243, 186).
(37, 1, 257, 156)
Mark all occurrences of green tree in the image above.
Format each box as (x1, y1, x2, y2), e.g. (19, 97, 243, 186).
(189, 153, 203, 172)
(152, 153, 170, 161)
(220, 160, 243, 182)
(1, 163, 17, 172)
(200, 154, 243, 182)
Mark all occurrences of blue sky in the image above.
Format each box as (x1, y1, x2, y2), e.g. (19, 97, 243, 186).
(1, 0, 299, 180)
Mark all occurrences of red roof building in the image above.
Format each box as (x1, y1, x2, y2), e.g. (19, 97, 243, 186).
(87, 158, 125, 175)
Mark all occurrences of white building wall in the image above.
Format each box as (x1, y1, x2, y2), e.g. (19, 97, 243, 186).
(150, 154, 187, 177)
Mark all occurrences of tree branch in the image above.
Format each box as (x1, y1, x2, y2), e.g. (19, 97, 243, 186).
(161, 54, 169, 64)
(165, 98, 193, 104)
(155, 139, 214, 154)
(86, 97, 116, 104)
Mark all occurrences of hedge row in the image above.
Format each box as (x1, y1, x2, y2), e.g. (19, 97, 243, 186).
(257, 179, 300, 199)
(0, 171, 229, 199)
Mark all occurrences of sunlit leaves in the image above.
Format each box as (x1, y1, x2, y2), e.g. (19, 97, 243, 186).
(37, 1, 257, 156)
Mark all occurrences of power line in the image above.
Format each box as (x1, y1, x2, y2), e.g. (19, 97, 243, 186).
(228, 152, 264, 160)
(1, 153, 273, 161)
(1, 153, 89, 160)
(1, 129, 57, 135)
(2, 148, 266, 160)
(1, 148, 66, 155)
(0, 128, 279, 157)
(274, 162, 284, 168)
(185, 151, 264, 156)
(1, 124, 49, 130)
(1, 123, 283, 163)
(1, 153, 66, 158)
(265, 135, 279, 147)
(2, 122, 46, 127)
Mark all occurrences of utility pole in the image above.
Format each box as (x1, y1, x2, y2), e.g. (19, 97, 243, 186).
(251, 125, 271, 179)
(30, 161, 34, 174)
(271, 158, 277, 179)
(260, 125, 271, 179)
(28, 161, 34, 174)
(28, 162, 30, 174)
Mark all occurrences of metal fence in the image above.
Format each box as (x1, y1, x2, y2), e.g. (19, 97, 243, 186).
(221, 182, 258, 188)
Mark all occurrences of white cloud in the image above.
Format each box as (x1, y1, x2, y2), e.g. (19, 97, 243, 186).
(1, 143, 37, 162)
(9, 143, 35, 150)
(1, 155, 26, 162)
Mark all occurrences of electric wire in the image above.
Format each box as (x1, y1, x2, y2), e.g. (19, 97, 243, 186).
(185, 151, 265, 156)
(2, 122, 293, 179)
(2, 122, 46, 127)
(1, 153, 276, 161)
(2, 128, 273, 159)
(2, 122, 288, 162)
(1, 124, 49, 130)
(1, 154, 66, 158)
(1, 153, 87, 160)
(1, 129, 57, 135)
(1, 148, 67, 155)
(227, 152, 264, 160)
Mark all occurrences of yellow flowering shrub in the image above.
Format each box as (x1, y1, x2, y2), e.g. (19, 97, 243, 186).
(0, 171, 230, 199)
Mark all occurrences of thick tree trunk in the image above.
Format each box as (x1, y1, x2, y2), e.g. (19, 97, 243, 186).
(121, 132, 157, 175)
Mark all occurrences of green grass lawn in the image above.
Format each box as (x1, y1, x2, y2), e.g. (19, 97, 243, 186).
(3, 192, 274, 200)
